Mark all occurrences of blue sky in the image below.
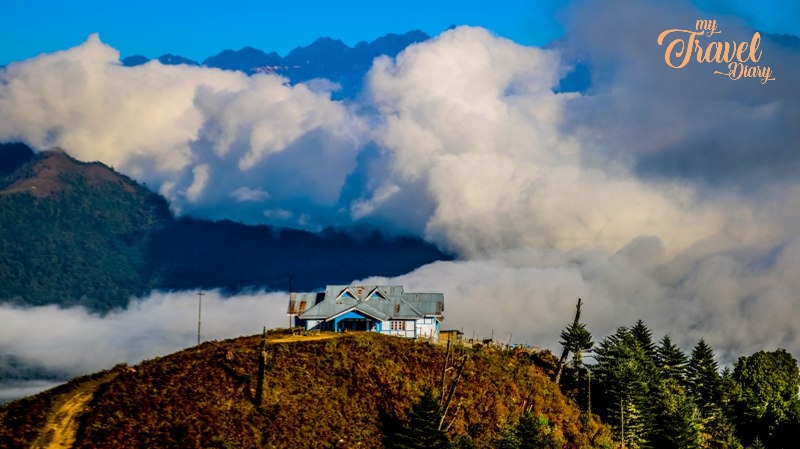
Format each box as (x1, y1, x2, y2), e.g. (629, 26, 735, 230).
(3, 0, 796, 66)
(0, 0, 567, 65)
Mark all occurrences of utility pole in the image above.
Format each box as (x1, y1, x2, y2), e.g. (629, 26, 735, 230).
(288, 276, 294, 328)
(197, 291, 204, 349)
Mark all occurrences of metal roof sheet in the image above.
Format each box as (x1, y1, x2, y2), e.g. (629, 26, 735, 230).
(296, 285, 443, 321)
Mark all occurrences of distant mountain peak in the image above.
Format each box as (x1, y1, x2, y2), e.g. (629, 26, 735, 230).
(118, 30, 430, 99)
(202, 47, 282, 73)
(157, 54, 199, 66)
(1, 147, 139, 198)
(121, 53, 199, 67)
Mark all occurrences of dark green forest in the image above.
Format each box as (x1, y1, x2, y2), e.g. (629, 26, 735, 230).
(0, 143, 448, 312)
(554, 318, 800, 449)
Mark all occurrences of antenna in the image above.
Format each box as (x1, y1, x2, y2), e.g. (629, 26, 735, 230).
(197, 291, 205, 349)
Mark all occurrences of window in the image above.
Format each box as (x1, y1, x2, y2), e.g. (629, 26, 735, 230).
(391, 321, 405, 330)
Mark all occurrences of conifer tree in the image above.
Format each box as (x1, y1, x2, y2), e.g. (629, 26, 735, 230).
(389, 388, 451, 449)
(686, 339, 741, 448)
(630, 320, 657, 361)
(555, 298, 590, 385)
(650, 377, 702, 449)
(495, 425, 521, 449)
(591, 326, 657, 447)
(559, 321, 594, 370)
(686, 339, 721, 417)
(515, 412, 561, 449)
(655, 335, 688, 384)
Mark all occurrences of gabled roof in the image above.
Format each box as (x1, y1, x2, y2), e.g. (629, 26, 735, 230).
(296, 285, 443, 321)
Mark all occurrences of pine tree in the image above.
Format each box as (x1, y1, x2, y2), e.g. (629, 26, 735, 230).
(630, 320, 657, 361)
(495, 425, 521, 449)
(555, 298, 590, 385)
(650, 377, 702, 449)
(655, 335, 688, 384)
(591, 326, 657, 447)
(388, 388, 451, 449)
(687, 339, 721, 417)
(559, 321, 594, 369)
(686, 339, 741, 449)
(516, 412, 561, 449)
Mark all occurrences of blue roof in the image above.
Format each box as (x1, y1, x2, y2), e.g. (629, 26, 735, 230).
(293, 285, 443, 322)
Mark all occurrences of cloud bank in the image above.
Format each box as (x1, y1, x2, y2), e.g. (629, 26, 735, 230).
(2, 0, 800, 390)
(0, 291, 288, 376)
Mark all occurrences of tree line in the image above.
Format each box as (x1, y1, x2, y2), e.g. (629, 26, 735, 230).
(559, 315, 800, 449)
(390, 311, 799, 449)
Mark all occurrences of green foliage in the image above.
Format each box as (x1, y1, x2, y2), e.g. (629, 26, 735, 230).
(591, 326, 658, 446)
(388, 387, 450, 449)
(559, 321, 593, 368)
(630, 320, 657, 361)
(0, 157, 171, 310)
(495, 425, 522, 449)
(746, 437, 766, 449)
(655, 335, 688, 384)
(687, 339, 721, 418)
(732, 349, 800, 448)
(516, 412, 563, 449)
(650, 378, 702, 449)
(494, 412, 564, 449)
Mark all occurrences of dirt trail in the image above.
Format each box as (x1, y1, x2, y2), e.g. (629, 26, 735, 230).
(31, 372, 117, 449)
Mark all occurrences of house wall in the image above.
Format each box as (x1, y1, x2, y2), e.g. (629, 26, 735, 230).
(380, 319, 416, 339)
(302, 319, 334, 331)
(300, 313, 440, 341)
(415, 317, 440, 342)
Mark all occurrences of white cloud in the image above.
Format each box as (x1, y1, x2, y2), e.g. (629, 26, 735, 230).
(231, 186, 269, 202)
(360, 26, 723, 256)
(1, 17, 800, 387)
(0, 34, 364, 226)
(0, 290, 288, 376)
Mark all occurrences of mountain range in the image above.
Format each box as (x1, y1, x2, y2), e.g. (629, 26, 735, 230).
(0, 142, 448, 312)
(121, 30, 431, 99)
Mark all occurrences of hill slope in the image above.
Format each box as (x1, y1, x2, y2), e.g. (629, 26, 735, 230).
(0, 143, 448, 311)
(0, 146, 172, 310)
(0, 332, 612, 448)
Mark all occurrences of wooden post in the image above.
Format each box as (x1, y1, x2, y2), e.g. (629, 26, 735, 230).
(439, 355, 468, 431)
(440, 339, 452, 405)
(255, 327, 267, 407)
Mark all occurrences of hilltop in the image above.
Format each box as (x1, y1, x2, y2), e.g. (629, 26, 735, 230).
(0, 331, 611, 448)
(0, 142, 448, 311)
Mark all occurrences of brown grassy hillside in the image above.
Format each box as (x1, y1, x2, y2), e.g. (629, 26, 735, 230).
(0, 331, 612, 448)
